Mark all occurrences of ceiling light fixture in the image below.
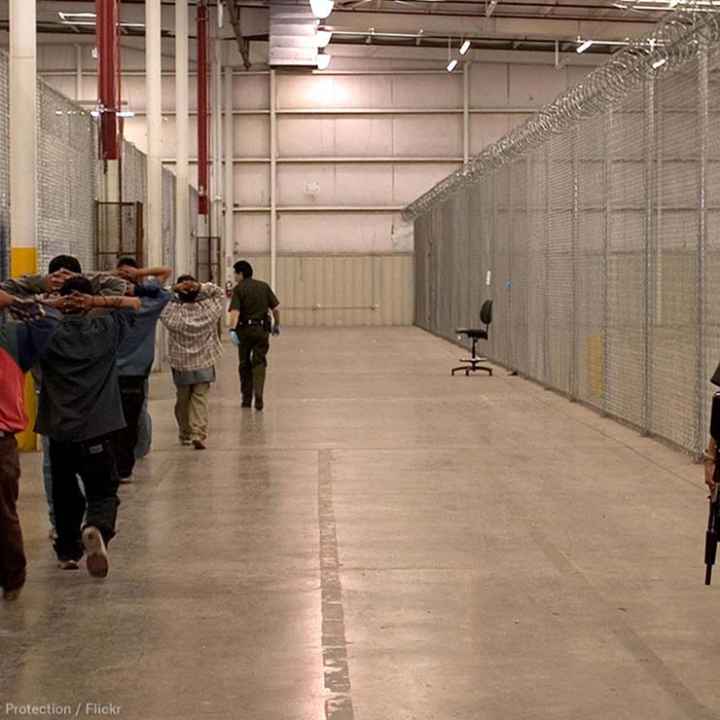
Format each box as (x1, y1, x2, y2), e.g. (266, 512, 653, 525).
(317, 52, 331, 70)
(447, 59, 458, 72)
(460, 39, 471, 55)
(310, 0, 335, 20)
(576, 39, 593, 53)
(316, 30, 333, 48)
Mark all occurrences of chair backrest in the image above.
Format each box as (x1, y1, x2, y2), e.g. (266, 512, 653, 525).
(480, 299, 493, 327)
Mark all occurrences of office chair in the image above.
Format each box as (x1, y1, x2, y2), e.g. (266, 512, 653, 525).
(452, 300, 493, 377)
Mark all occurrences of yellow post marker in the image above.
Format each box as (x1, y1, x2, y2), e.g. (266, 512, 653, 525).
(11, 247, 39, 452)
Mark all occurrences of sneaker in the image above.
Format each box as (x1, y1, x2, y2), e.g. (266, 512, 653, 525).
(192, 439, 207, 450)
(58, 559, 80, 571)
(3, 587, 22, 602)
(255, 398, 264, 411)
(241, 400, 252, 408)
(82, 527, 109, 579)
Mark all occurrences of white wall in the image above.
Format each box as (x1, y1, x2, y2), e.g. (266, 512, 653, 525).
(32, 41, 597, 324)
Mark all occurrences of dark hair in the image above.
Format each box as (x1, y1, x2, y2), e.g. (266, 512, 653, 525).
(49, 254, 82, 274)
(177, 274, 196, 284)
(59, 275, 93, 296)
(233, 260, 253, 278)
(117, 256, 138, 269)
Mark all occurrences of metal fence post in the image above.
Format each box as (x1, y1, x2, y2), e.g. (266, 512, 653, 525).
(603, 109, 612, 416)
(642, 76, 656, 436)
(696, 47, 709, 454)
(571, 125, 579, 401)
(544, 143, 551, 386)
(508, 165, 514, 371)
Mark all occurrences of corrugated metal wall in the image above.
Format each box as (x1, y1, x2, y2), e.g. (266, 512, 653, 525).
(239, 253, 414, 326)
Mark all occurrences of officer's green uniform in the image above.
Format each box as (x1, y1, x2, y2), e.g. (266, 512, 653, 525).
(229, 278, 280, 408)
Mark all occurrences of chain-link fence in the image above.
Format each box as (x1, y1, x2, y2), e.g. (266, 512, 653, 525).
(37, 80, 97, 274)
(410, 13, 720, 455)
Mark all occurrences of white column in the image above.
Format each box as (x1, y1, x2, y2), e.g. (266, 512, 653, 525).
(224, 66, 235, 277)
(146, 0, 163, 267)
(9, 0, 37, 277)
(75, 45, 83, 102)
(463, 62, 470, 164)
(175, 0, 190, 276)
(270, 69, 277, 289)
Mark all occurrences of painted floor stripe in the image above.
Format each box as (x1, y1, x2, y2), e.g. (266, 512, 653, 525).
(318, 450, 355, 720)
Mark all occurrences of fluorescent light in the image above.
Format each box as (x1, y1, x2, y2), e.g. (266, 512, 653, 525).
(58, 12, 97, 21)
(652, 58, 667, 69)
(447, 59, 458, 72)
(576, 40, 593, 54)
(310, 0, 334, 19)
(316, 30, 333, 48)
(460, 40, 471, 55)
(317, 52, 331, 70)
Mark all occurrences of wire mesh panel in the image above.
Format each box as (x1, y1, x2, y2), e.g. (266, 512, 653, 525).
(547, 132, 574, 395)
(575, 114, 607, 410)
(162, 167, 177, 275)
(409, 14, 720, 455)
(37, 81, 96, 273)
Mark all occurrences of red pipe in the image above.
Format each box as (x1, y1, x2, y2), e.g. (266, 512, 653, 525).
(197, 0, 209, 216)
(96, 0, 120, 160)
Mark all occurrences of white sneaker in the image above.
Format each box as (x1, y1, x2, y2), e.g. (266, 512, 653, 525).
(82, 527, 109, 579)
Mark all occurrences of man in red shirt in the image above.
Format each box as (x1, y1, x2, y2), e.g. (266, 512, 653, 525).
(0, 290, 59, 601)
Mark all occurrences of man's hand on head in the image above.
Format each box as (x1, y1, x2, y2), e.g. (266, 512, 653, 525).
(45, 269, 76, 292)
(115, 266, 140, 284)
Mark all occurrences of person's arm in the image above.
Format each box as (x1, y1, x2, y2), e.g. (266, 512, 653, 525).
(88, 272, 128, 297)
(0, 271, 72, 297)
(0, 291, 60, 371)
(116, 265, 173, 285)
(60, 293, 141, 314)
(268, 287, 280, 335)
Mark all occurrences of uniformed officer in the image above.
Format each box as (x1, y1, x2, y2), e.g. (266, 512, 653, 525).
(227, 261, 280, 411)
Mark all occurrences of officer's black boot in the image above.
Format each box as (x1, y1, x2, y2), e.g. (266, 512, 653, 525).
(240, 363, 253, 408)
(253, 365, 266, 411)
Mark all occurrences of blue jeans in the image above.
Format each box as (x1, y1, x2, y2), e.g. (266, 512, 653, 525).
(134, 381, 152, 460)
(40, 435, 55, 529)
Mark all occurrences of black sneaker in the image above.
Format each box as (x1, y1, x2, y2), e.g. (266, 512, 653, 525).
(255, 398, 264, 411)
(241, 398, 252, 408)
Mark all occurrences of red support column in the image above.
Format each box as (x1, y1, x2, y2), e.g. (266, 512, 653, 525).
(96, 0, 120, 160)
(197, 0, 210, 216)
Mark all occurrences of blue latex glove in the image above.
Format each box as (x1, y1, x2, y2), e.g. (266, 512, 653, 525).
(229, 329, 240, 347)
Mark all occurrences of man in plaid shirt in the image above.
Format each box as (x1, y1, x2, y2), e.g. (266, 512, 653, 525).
(161, 276, 224, 450)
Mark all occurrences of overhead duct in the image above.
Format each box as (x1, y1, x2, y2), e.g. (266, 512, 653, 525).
(269, 1, 319, 68)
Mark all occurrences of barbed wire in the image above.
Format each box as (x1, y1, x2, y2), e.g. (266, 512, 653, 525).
(402, 9, 720, 221)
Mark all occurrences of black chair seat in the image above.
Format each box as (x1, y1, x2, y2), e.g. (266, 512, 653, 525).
(456, 328, 488, 340)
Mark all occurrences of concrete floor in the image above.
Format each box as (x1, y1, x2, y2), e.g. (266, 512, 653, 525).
(1, 327, 719, 720)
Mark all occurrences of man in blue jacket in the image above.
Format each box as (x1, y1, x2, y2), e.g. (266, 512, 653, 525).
(112, 258, 172, 483)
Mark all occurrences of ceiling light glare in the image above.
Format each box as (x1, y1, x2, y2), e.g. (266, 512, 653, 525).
(58, 12, 97, 21)
(317, 52, 331, 70)
(652, 57, 667, 69)
(576, 40, 593, 54)
(310, 0, 335, 19)
(316, 30, 333, 48)
(460, 40, 471, 55)
(447, 59, 458, 72)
